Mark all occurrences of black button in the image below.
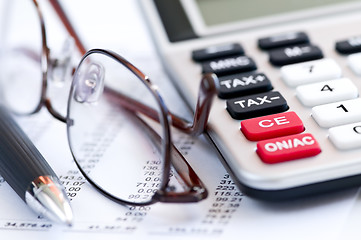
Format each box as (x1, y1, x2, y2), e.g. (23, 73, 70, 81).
(336, 37, 361, 54)
(269, 44, 323, 66)
(226, 91, 289, 120)
(192, 43, 245, 62)
(202, 55, 257, 76)
(258, 32, 309, 50)
(217, 73, 273, 99)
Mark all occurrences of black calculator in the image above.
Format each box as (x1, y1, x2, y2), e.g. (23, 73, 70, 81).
(139, 0, 361, 200)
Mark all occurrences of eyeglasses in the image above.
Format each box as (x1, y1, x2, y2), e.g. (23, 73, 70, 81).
(0, 0, 218, 206)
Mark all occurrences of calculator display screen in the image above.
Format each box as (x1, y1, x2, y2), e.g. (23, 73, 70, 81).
(195, 0, 359, 27)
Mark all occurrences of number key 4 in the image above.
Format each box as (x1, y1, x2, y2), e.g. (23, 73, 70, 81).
(296, 78, 358, 107)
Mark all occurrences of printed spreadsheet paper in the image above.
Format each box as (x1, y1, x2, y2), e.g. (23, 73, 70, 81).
(0, 0, 360, 239)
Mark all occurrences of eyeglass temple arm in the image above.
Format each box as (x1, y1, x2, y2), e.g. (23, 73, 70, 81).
(135, 114, 208, 203)
(170, 73, 217, 136)
(48, 0, 87, 55)
(154, 143, 208, 203)
(105, 73, 218, 136)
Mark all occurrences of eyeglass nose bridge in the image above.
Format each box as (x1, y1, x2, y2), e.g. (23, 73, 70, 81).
(48, 38, 75, 86)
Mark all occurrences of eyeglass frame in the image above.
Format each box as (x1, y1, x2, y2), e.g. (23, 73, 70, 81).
(12, 0, 219, 206)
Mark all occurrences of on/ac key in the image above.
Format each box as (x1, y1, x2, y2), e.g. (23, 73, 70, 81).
(226, 91, 289, 120)
(257, 133, 321, 164)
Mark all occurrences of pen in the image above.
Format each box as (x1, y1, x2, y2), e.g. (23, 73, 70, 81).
(0, 105, 73, 225)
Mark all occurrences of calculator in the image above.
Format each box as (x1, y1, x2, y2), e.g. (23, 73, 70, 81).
(139, 0, 361, 200)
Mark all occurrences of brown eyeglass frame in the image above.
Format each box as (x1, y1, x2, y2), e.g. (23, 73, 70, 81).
(22, 0, 219, 205)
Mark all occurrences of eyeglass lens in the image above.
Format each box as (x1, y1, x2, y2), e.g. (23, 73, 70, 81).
(67, 51, 169, 204)
(0, 0, 43, 114)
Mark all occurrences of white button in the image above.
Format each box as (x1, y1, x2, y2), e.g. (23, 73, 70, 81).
(296, 78, 358, 107)
(329, 122, 361, 150)
(281, 58, 342, 87)
(348, 53, 361, 76)
(312, 98, 361, 128)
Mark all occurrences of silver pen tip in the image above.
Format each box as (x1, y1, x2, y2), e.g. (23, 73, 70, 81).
(25, 176, 73, 226)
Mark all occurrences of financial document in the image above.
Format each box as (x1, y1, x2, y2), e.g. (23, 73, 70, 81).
(0, 0, 360, 239)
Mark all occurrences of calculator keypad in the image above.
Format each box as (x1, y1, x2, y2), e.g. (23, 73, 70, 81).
(191, 30, 361, 165)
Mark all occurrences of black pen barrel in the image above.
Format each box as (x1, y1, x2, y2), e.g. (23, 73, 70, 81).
(0, 105, 56, 200)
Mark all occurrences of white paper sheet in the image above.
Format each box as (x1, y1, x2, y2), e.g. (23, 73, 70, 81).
(0, 1, 359, 239)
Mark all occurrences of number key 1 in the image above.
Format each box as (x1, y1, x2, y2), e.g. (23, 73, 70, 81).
(312, 98, 361, 128)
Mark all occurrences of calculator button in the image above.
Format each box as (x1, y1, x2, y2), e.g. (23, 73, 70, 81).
(202, 55, 257, 76)
(348, 53, 361, 76)
(192, 43, 245, 62)
(269, 44, 323, 66)
(281, 58, 342, 87)
(296, 78, 358, 107)
(217, 73, 273, 99)
(241, 111, 304, 141)
(257, 133, 321, 164)
(336, 36, 361, 54)
(312, 98, 361, 128)
(258, 31, 309, 50)
(329, 122, 361, 150)
(226, 91, 288, 120)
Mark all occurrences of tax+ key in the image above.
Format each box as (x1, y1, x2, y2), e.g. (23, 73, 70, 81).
(217, 72, 273, 99)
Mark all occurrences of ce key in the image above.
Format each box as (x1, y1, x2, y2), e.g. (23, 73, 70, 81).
(241, 111, 304, 141)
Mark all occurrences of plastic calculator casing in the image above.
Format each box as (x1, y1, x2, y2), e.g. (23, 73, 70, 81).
(139, 0, 361, 200)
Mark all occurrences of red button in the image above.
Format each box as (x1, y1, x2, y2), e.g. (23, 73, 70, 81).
(257, 133, 321, 164)
(241, 111, 304, 141)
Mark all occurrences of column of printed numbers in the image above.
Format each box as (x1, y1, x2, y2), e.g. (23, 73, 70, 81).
(58, 170, 86, 201)
(127, 160, 162, 205)
(202, 174, 243, 227)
